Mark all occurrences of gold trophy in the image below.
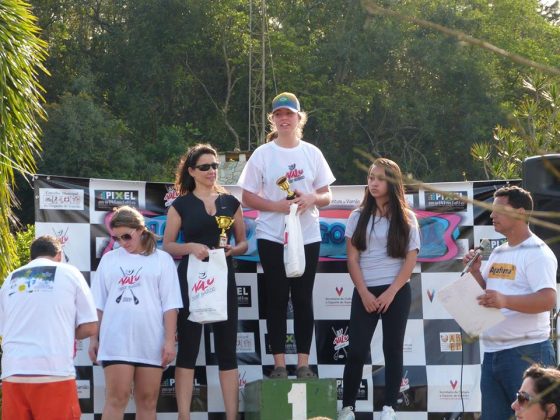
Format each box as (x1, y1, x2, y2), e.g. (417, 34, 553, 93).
(276, 176, 296, 200)
(215, 216, 235, 248)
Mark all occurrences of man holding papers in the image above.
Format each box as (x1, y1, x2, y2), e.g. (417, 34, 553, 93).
(463, 185, 557, 420)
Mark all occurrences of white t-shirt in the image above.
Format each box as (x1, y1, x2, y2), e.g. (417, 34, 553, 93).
(345, 209, 421, 287)
(0, 258, 97, 378)
(92, 248, 182, 365)
(481, 233, 558, 352)
(238, 140, 336, 244)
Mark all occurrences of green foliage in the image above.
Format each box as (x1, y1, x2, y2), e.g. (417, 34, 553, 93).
(136, 123, 201, 182)
(471, 75, 560, 179)
(14, 224, 35, 269)
(0, 1, 47, 279)
(25, 0, 560, 185)
(39, 91, 135, 179)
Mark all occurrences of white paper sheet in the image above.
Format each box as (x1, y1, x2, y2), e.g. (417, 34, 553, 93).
(437, 272, 506, 338)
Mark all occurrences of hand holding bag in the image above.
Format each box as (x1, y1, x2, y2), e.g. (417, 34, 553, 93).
(187, 248, 228, 323)
(283, 203, 306, 278)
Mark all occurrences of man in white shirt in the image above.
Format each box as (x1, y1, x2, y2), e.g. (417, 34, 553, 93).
(463, 186, 557, 420)
(0, 235, 98, 420)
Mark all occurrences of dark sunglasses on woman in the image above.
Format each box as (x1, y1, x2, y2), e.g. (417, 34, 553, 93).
(516, 390, 536, 406)
(111, 231, 135, 242)
(195, 163, 219, 171)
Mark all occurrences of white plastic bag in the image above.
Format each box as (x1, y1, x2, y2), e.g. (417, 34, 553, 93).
(283, 203, 306, 278)
(187, 248, 228, 324)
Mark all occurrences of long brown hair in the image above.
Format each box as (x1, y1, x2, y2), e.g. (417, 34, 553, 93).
(110, 206, 158, 255)
(174, 143, 226, 195)
(351, 158, 412, 258)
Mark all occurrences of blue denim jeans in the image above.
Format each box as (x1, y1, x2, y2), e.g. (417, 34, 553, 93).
(480, 340, 556, 420)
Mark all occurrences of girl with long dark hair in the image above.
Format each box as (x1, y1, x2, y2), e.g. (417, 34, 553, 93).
(338, 158, 420, 420)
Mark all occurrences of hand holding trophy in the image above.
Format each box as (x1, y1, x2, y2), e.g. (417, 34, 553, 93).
(276, 176, 296, 200)
(215, 216, 235, 248)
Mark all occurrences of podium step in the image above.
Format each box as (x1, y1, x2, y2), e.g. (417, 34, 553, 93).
(244, 378, 337, 420)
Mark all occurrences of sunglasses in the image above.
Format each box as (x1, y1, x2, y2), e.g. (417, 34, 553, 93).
(111, 230, 135, 242)
(516, 391, 536, 406)
(195, 162, 219, 171)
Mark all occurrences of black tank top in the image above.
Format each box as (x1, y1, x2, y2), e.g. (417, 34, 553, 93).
(171, 192, 240, 249)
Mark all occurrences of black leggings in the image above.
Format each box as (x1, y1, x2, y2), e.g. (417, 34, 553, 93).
(175, 256, 238, 371)
(257, 239, 321, 355)
(342, 283, 411, 408)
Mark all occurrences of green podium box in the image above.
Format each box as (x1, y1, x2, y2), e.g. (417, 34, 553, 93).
(244, 378, 337, 420)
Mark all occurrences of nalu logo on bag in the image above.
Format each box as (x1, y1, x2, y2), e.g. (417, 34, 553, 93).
(187, 249, 228, 323)
(191, 271, 215, 295)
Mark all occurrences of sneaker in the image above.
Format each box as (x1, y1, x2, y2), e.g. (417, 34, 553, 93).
(295, 365, 316, 379)
(380, 405, 396, 420)
(337, 406, 355, 420)
(269, 366, 288, 379)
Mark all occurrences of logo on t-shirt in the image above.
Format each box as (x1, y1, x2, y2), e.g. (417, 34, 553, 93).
(9, 266, 56, 296)
(285, 163, 304, 183)
(116, 266, 142, 304)
(488, 263, 516, 280)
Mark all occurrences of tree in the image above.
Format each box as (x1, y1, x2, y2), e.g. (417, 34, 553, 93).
(0, 1, 48, 279)
(471, 74, 560, 179)
(38, 90, 135, 179)
(27, 0, 560, 185)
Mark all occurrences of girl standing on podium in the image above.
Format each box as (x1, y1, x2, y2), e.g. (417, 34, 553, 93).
(238, 92, 335, 379)
(89, 206, 182, 419)
(338, 158, 420, 420)
(163, 143, 247, 420)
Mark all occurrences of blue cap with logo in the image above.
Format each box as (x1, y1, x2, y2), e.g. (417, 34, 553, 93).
(272, 92, 300, 113)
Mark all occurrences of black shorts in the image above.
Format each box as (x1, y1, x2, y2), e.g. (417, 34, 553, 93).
(101, 360, 162, 369)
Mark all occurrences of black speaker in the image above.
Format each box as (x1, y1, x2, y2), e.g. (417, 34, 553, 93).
(523, 154, 560, 282)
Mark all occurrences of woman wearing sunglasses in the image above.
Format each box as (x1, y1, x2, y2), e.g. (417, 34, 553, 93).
(511, 364, 560, 420)
(89, 205, 183, 419)
(163, 143, 248, 420)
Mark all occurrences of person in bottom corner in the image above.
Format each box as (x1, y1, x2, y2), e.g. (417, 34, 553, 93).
(89, 205, 182, 419)
(463, 185, 557, 420)
(338, 158, 420, 420)
(163, 143, 248, 420)
(511, 364, 560, 420)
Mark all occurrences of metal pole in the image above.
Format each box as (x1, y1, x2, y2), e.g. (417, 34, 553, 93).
(260, 0, 266, 145)
(248, 0, 253, 151)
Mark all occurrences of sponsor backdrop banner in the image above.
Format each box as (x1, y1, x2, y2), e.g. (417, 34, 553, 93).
(34, 175, 534, 419)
